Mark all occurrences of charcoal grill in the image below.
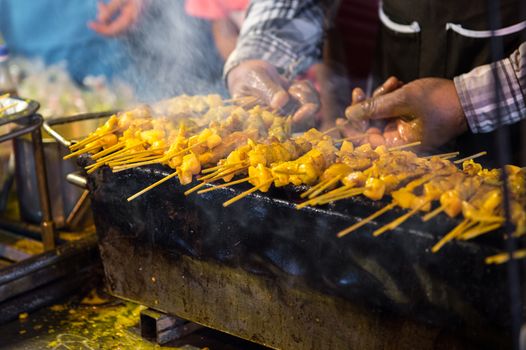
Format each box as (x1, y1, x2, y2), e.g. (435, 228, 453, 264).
(82, 157, 516, 349)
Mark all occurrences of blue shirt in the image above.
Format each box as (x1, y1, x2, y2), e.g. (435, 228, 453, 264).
(0, 0, 129, 83)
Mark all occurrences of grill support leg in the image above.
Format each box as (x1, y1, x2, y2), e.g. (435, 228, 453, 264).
(140, 308, 203, 345)
(31, 127, 56, 250)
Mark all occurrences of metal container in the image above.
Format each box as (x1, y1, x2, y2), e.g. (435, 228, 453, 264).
(0, 97, 39, 213)
(13, 117, 106, 227)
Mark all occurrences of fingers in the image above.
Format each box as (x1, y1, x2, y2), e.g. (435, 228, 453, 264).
(227, 60, 290, 110)
(345, 87, 411, 123)
(351, 87, 366, 105)
(396, 118, 423, 143)
(383, 121, 405, 147)
(287, 80, 320, 123)
(372, 76, 403, 97)
(336, 118, 367, 141)
(89, 0, 141, 36)
(367, 132, 386, 148)
(97, 0, 119, 23)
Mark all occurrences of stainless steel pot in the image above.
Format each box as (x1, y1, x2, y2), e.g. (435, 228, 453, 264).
(0, 97, 39, 213)
(13, 117, 106, 228)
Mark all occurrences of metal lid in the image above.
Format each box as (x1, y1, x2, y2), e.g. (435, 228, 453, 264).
(0, 96, 40, 127)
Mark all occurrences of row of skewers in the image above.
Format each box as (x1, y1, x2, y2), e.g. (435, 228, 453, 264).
(65, 94, 526, 263)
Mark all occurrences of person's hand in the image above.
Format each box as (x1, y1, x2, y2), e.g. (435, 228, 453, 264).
(344, 78, 468, 150)
(227, 60, 320, 124)
(336, 76, 403, 146)
(89, 0, 143, 37)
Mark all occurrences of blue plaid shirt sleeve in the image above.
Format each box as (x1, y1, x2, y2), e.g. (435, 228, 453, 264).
(454, 42, 526, 133)
(224, 0, 325, 79)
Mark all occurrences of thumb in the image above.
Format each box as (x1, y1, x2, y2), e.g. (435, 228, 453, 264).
(228, 62, 289, 110)
(345, 88, 411, 122)
(249, 70, 289, 110)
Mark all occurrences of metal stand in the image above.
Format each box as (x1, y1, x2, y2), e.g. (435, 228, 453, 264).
(0, 114, 56, 250)
(0, 111, 106, 324)
(30, 125, 55, 250)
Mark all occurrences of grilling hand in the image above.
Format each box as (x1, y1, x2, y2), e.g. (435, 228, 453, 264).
(227, 60, 320, 124)
(89, 0, 143, 36)
(344, 78, 468, 149)
(337, 76, 403, 147)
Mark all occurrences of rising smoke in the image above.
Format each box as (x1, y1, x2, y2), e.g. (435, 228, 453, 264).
(120, 0, 227, 102)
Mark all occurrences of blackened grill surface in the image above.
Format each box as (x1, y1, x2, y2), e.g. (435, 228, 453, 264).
(84, 157, 515, 347)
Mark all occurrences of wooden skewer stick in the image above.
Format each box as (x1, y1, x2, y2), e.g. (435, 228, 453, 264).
(127, 172, 178, 202)
(95, 145, 162, 164)
(272, 170, 306, 175)
(308, 175, 342, 199)
(103, 147, 166, 163)
(373, 200, 431, 237)
(163, 141, 208, 160)
(63, 144, 101, 160)
(111, 143, 196, 171)
(431, 219, 474, 253)
(321, 126, 340, 135)
(321, 120, 351, 136)
(69, 128, 118, 151)
(337, 203, 396, 238)
(198, 168, 222, 181)
(441, 154, 461, 161)
(111, 161, 162, 174)
(485, 249, 526, 265)
(206, 166, 248, 182)
(111, 156, 166, 172)
(223, 179, 274, 207)
(459, 222, 501, 241)
(422, 205, 444, 222)
(90, 142, 126, 160)
(334, 135, 367, 143)
(89, 150, 162, 170)
(198, 165, 245, 181)
(304, 185, 354, 204)
(422, 151, 459, 160)
(296, 186, 363, 209)
(184, 181, 210, 196)
(296, 188, 340, 209)
(300, 179, 331, 199)
(453, 151, 487, 164)
(201, 161, 244, 174)
(197, 165, 245, 181)
(387, 141, 421, 152)
(186, 164, 246, 195)
(86, 150, 129, 169)
(240, 97, 263, 109)
(107, 154, 162, 167)
(197, 176, 256, 194)
(86, 163, 107, 175)
(88, 152, 160, 174)
(316, 189, 365, 205)
(318, 187, 364, 202)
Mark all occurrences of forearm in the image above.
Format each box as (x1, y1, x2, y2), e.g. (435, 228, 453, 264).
(224, 0, 325, 79)
(212, 19, 239, 61)
(454, 42, 526, 133)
